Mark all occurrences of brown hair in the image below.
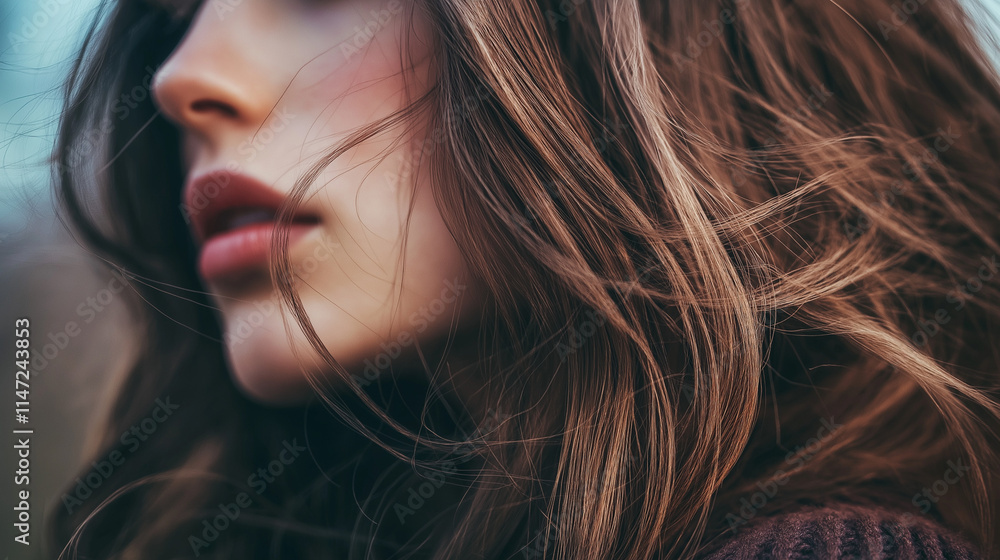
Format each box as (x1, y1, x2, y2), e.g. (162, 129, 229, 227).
(51, 0, 1000, 558)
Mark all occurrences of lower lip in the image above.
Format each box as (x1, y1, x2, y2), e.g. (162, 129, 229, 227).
(198, 222, 318, 282)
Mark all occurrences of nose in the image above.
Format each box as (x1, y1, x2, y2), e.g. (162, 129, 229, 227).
(151, 3, 276, 139)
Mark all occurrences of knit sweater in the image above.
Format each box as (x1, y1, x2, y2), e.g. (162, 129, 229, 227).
(701, 503, 983, 559)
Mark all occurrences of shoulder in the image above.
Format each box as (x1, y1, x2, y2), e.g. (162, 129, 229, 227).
(699, 503, 982, 559)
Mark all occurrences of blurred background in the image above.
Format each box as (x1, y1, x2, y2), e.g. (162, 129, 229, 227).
(2, 2, 131, 558)
(1, 1, 1000, 559)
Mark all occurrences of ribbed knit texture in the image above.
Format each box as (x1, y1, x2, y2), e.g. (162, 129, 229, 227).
(701, 503, 982, 559)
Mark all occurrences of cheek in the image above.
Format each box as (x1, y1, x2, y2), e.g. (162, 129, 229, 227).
(313, 152, 471, 340)
(296, 3, 435, 121)
(400, 175, 469, 297)
(296, 147, 475, 387)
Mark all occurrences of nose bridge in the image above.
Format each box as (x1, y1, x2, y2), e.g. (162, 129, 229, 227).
(151, 0, 276, 137)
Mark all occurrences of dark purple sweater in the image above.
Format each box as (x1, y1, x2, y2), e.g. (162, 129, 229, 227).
(701, 503, 983, 559)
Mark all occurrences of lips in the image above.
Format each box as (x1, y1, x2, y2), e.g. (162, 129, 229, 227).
(184, 171, 320, 282)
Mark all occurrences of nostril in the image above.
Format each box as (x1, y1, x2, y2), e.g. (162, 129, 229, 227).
(191, 99, 239, 119)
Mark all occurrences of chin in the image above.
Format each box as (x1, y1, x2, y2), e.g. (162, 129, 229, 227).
(214, 297, 316, 405)
(212, 257, 479, 404)
(224, 337, 314, 405)
(217, 298, 395, 405)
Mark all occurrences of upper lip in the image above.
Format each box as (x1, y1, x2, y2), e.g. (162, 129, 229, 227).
(183, 170, 319, 243)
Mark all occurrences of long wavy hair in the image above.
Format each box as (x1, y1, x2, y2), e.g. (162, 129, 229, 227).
(50, 0, 1000, 558)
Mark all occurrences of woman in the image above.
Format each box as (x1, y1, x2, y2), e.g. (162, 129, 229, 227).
(50, 0, 1000, 558)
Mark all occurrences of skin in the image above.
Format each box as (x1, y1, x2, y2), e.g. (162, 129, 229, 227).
(151, 0, 481, 403)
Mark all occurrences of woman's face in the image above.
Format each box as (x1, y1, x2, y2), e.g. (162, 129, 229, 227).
(152, 0, 480, 403)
